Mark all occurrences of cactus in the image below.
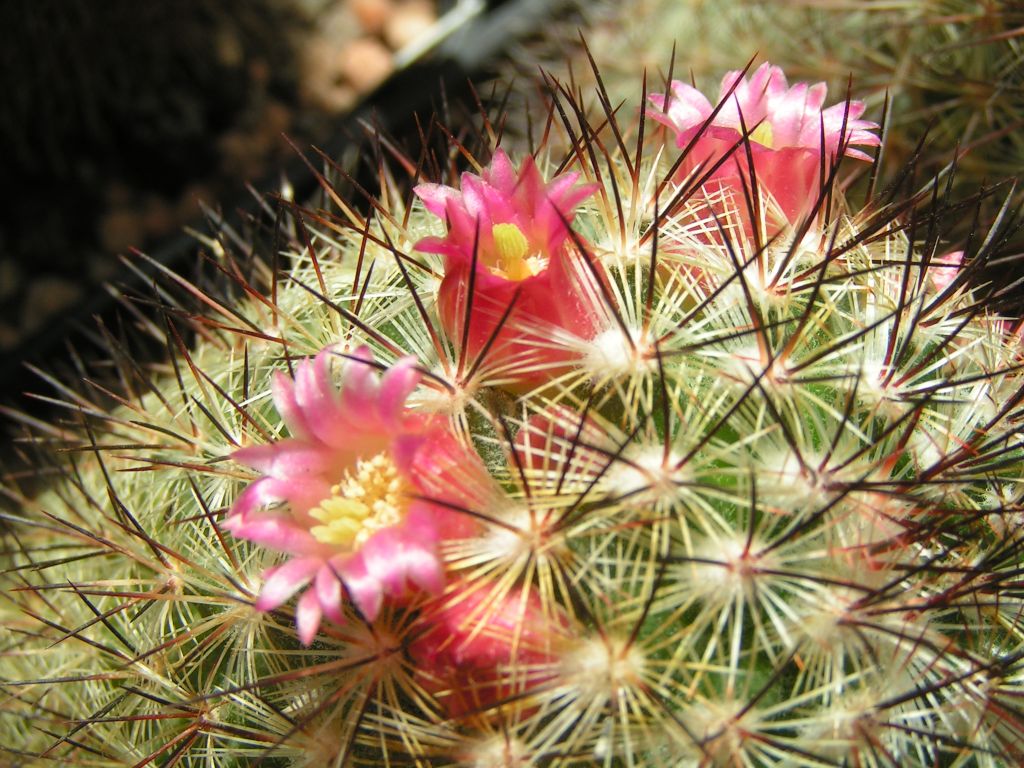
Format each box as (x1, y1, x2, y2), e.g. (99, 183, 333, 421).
(4, 51, 1024, 767)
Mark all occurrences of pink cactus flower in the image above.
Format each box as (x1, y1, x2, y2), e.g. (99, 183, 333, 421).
(224, 347, 485, 645)
(414, 149, 604, 385)
(648, 62, 880, 231)
(409, 583, 570, 716)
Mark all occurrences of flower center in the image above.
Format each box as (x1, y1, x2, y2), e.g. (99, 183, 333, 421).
(489, 223, 546, 281)
(749, 121, 774, 148)
(308, 451, 409, 548)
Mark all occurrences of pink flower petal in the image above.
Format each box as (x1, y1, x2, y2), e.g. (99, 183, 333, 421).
(805, 81, 828, 112)
(299, 349, 384, 447)
(820, 102, 879, 156)
(332, 350, 385, 434)
(414, 182, 461, 218)
(769, 82, 811, 147)
(315, 563, 346, 625)
(227, 477, 284, 520)
(337, 556, 383, 621)
(514, 155, 546, 204)
(400, 545, 444, 594)
(270, 370, 312, 441)
(377, 357, 421, 427)
(486, 148, 518, 192)
(760, 64, 789, 99)
(223, 514, 319, 554)
(443, 198, 479, 249)
(648, 81, 712, 133)
(296, 588, 323, 646)
(359, 529, 411, 593)
(233, 441, 336, 478)
(255, 557, 321, 612)
(294, 352, 346, 445)
(360, 528, 444, 597)
(410, 235, 449, 256)
(228, 474, 334, 521)
(460, 174, 488, 221)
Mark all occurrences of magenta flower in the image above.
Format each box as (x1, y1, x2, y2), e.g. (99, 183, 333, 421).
(648, 62, 879, 229)
(414, 149, 603, 384)
(224, 347, 485, 645)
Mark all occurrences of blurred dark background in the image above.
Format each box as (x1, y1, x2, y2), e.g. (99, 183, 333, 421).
(0, 0, 483, 395)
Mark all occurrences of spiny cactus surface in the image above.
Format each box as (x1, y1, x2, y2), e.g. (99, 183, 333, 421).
(3, 56, 1024, 768)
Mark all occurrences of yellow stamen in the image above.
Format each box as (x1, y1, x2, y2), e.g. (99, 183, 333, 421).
(309, 497, 370, 545)
(490, 222, 544, 281)
(308, 452, 407, 548)
(749, 121, 774, 148)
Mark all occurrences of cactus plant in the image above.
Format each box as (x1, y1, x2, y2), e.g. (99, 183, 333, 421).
(4, 51, 1024, 768)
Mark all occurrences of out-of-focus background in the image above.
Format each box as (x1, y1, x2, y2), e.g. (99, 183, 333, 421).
(0, 0, 459, 357)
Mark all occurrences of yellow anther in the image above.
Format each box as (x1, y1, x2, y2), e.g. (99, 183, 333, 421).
(749, 121, 774, 148)
(309, 496, 370, 545)
(490, 222, 541, 281)
(492, 222, 529, 262)
(307, 452, 408, 548)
